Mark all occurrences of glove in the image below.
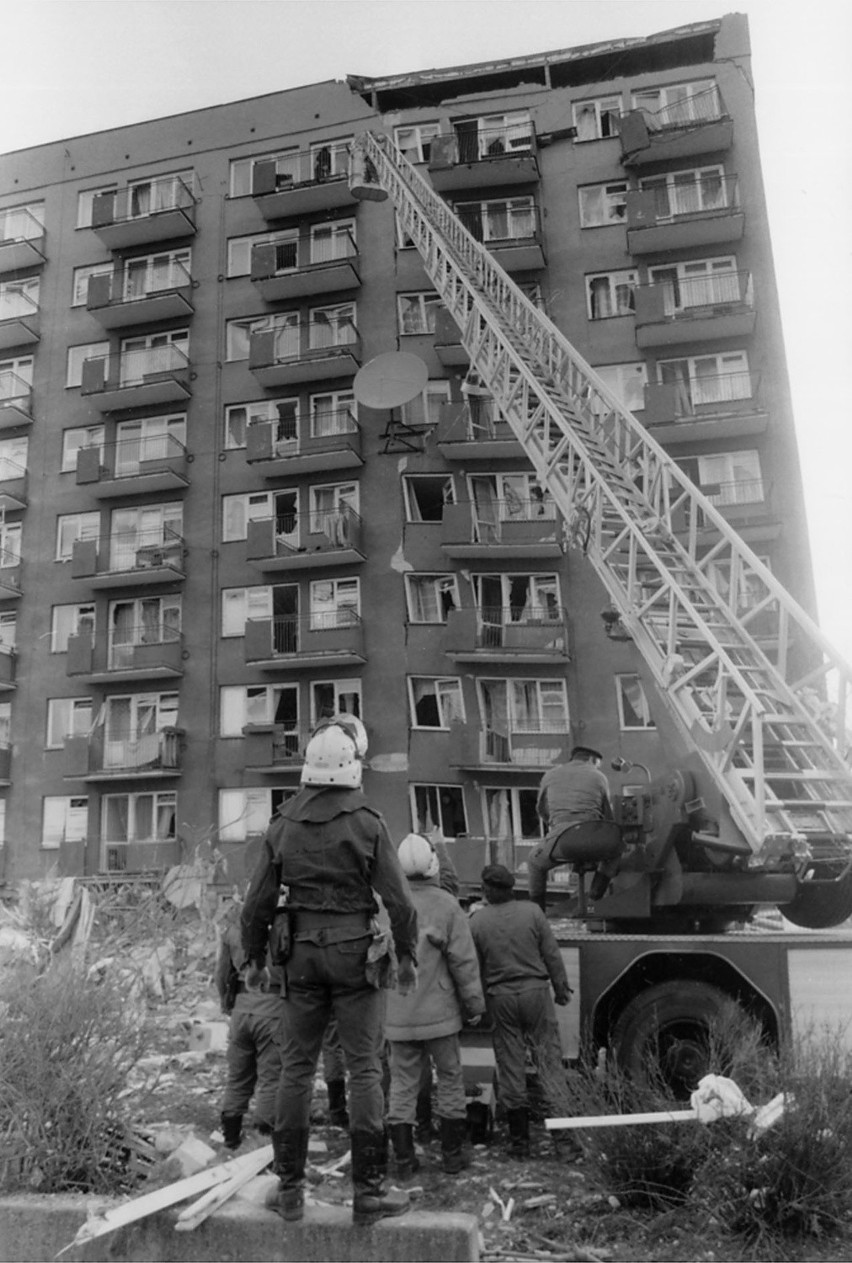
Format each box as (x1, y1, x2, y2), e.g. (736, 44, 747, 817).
(554, 985, 573, 1006)
(466, 1013, 483, 1027)
(245, 964, 271, 993)
(396, 954, 418, 996)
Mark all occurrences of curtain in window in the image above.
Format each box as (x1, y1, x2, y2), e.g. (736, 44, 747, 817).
(470, 477, 500, 543)
(105, 796, 130, 844)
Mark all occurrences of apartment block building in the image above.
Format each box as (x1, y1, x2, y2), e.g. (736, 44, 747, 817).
(0, 13, 815, 889)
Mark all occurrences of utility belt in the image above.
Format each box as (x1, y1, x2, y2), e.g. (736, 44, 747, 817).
(290, 909, 372, 947)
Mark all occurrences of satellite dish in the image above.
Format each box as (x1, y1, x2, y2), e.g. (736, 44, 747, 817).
(353, 352, 429, 409)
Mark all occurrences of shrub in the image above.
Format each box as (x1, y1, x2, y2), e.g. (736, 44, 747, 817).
(0, 958, 150, 1193)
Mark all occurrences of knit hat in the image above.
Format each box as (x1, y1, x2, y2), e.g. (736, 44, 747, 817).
(398, 833, 440, 879)
(481, 863, 515, 889)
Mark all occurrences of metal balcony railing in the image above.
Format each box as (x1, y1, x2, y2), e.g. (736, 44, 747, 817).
(643, 172, 739, 220)
(119, 175, 196, 223)
(107, 432, 188, 476)
(468, 496, 556, 544)
(264, 144, 351, 189)
(0, 455, 26, 482)
(656, 369, 757, 415)
(454, 201, 541, 245)
(259, 317, 359, 361)
(638, 270, 752, 317)
(119, 257, 192, 301)
(702, 476, 766, 508)
(264, 609, 362, 654)
(115, 342, 190, 385)
(306, 507, 362, 544)
(0, 370, 32, 407)
(105, 525, 185, 572)
(455, 122, 536, 163)
(475, 605, 565, 648)
(107, 623, 182, 669)
(0, 544, 20, 571)
(0, 289, 38, 320)
(0, 207, 43, 243)
(260, 229, 357, 275)
(100, 727, 181, 771)
(308, 407, 358, 439)
(639, 85, 724, 131)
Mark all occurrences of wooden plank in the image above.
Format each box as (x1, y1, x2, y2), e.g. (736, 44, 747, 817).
(175, 1146, 274, 1231)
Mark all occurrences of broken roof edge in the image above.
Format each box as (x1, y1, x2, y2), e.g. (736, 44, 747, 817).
(347, 15, 726, 95)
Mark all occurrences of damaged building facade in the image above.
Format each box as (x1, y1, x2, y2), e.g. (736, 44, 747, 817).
(0, 13, 814, 886)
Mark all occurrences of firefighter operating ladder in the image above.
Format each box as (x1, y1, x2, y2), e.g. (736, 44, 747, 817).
(350, 132, 852, 874)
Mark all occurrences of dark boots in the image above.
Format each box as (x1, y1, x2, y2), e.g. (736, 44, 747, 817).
(506, 1107, 530, 1159)
(439, 1116, 470, 1175)
(351, 1129, 411, 1225)
(326, 1078, 350, 1129)
(220, 1111, 243, 1151)
(266, 1127, 310, 1222)
(415, 1081, 434, 1142)
(388, 1122, 420, 1180)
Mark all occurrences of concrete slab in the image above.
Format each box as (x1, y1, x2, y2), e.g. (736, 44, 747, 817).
(0, 1195, 479, 1262)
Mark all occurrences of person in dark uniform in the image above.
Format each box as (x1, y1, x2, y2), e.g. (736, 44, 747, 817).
(469, 864, 575, 1160)
(240, 716, 419, 1226)
(528, 746, 621, 909)
(215, 895, 284, 1150)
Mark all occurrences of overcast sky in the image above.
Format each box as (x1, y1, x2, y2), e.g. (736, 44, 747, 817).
(3, 0, 851, 659)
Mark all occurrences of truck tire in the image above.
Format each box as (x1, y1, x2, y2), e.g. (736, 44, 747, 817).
(610, 980, 735, 1096)
(782, 870, 852, 929)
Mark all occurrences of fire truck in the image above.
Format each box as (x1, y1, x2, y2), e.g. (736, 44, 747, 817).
(348, 134, 852, 1086)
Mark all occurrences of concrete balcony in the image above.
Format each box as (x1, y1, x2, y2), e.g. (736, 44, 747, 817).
(252, 149, 356, 220)
(644, 371, 768, 443)
(76, 435, 190, 498)
(246, 411, 362, 476)
(0, 549, 21, 599)
(618, 88, 733, 168)
(444, 606, 570, 663)
(81, 344, 192, 411)
(249, 324, 361, 388)
(245, 612, 366, 669)
(86, 263, 194, 329)
(634, 271, 755, 349)
(90, 175, 197, 249)
(0, 644, 17, 690)
(250, 233, 360, 302)
(71, 529, 186, 590)
(441, 500, 562, 560)
(435, 401, 521, 460)
(448, 720, 571, 771)
(0, 459, 27, 511)
(243, 725, 306, 774)
(0, 290, 39, 350)
(63, 728, 183, 781)
(428, 124, 540, 192)
(0, 371, 33, 429)
(454, 202, 545, 271)
(0, 208, 45, 273)
(247, 509, 364, 572)
(626, 178, 744, 255)
(66, 628, 185, 683)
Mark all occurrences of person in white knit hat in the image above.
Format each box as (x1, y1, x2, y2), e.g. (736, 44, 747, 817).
(385, 833, 485, 1179)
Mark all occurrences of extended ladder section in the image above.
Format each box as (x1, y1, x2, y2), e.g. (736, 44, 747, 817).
(351, 133, 852, 869)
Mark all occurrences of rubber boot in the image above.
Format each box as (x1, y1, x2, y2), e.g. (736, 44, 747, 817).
(326, 1078, 350, 1129)
(388, 1121, 420, 1180)
(265, 1127, 309, 1222)
(415, 1082, 433, 1142)
(350, 1129, 411, 1226)
(439, 1116, 470, 1175)
(220, 1111, 243, 1151)
(506, 1107, 530, 1159)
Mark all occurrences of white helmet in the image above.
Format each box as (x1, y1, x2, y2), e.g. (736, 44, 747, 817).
(397, 832, 439, 879)
(300, 724, 362, 788)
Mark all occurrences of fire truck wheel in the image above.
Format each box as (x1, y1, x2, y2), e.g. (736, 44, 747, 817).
(782, 869, 852, 929)
(610, 980, 737, 1097)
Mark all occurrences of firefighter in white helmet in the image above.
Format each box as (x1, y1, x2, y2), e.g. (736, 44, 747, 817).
(241, 716, 418, 1226)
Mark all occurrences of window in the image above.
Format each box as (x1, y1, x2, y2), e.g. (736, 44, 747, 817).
(578, 181, 628, 228)
(56, 512, 100, 561)
(658, 351, 751, 408)
(455, 197, 536, 242)
(221, 585, 274, 637)
(102, 791, 176, 853)
(0, 276, 39, 319)
(311, 680, 362, 726)
(66, 342, 109, 388)
(648, 256, 739, 313)
(695, 450, 764, 506)
(309, 390, 356, 438)
(640, 165, 728, 219)
(405, 574, 460, 623)
(222, 491, 275, 542)
(410, 784, 468, 838)
(483, 787, 543, 843)
(632, 80, 720, 126)
(394, 124, 440, 163)
(310, 220, 356, 264)
(0, 522, 21, 567)
(573, 96, 621, 141)
(121, 248, 191, 299)
(219, 684, 298, 736)
(229, 149, 299, 198)
(593, 363, 648, 414)
(586, 270, 637, 319)
(109, 502, 183, 570)
(76, 185, 117, 228)
(51, 603, 95, 652)
(468, 473, 554, 541)
(398, 292, 443, 335)
(126, 170, 193, 218)
(42, 796, 88, 850)
(403, 475, 455, 522)
(454, 111, 532, 161)
(309, 577, 359, 629)
(616, 674, 655, 729)
(61, 425, 105, 473)
(218, 787, 294, 840)
(108, 596, 180, 666)
(478, 678, 569, 735)
(226, 314, 273, 361)
(309, 303, 356, 350)
(0, 354, 33, 386)
(71, 263, 113, 307)
(224, 398, 282, 450)
(400, 380, 450, 429)
(114, 414, 185, 474)
(409, 677, 465, 729)
(309, 138, 351, 179)
(119, 329, 188, 383)
(0, 435, 27, 479)
(706, 555, 771, 612)
(226, 231, 280, 277)
(0, 201, 45, 240)
(472, 573, 560, 626)
(47, 697, 92, 747)
(309, 480, 358, 523)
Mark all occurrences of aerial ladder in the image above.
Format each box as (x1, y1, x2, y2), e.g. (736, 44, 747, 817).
(349, 133, 852, 930)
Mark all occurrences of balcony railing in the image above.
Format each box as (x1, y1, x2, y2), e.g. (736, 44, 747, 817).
(618, 88, 732, 167)
(94, 174, 196, 226)
(247, 507, 363, 566)
(646, 369, 759, 424)
(472, 497, 555, 544)
(449, 719, 571, 768)
(0, 289, 38, 321)
(107, 624, 182, 670)
(461, 122, 536, 162)
(253, 229, 357, 276)
(477, 606, 566, 648)
(0, 208, 45, 271)
(643, 173, 739, 221)
(640, 270, 752, 317)
(249, 319, 361, 384)
(67, 726, 182, 776)
(103, 838, 180, 873)
(81, 343, 192, 408)
(702, 477, 766, 508)
(72, 526, 185, 583)
(641, 86, 724, 131)
(251, 145, 356, 217)
(120, 342, 190, 385)
(454, 201, 540, 245)
(0, 370, 32, 422)
(111, 432, 188, 477)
